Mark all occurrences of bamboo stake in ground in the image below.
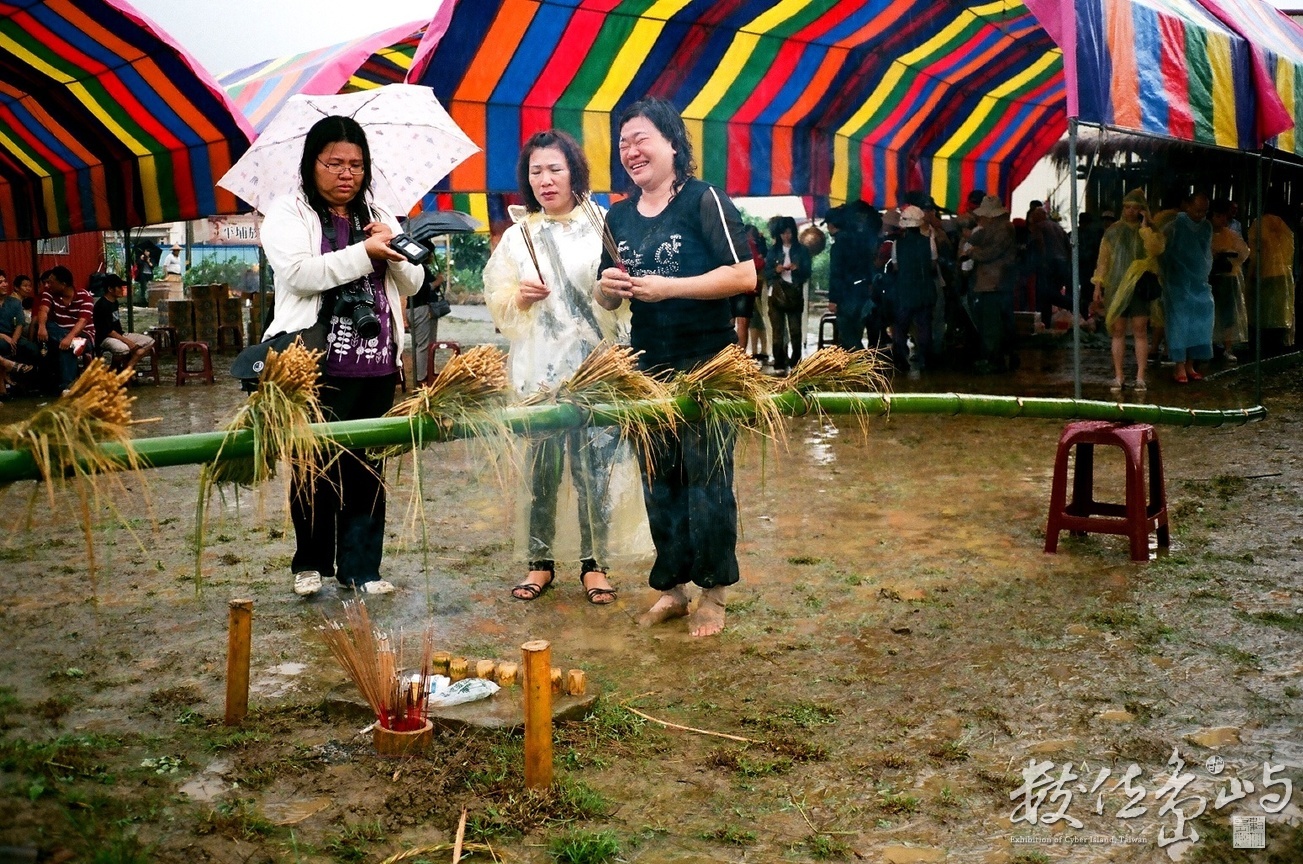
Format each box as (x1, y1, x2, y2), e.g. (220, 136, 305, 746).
(224, 599, 253, 725)
(521, 640, 553, 789)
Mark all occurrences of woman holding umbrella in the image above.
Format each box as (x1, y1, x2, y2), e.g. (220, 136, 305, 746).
(260, 115, 424, 597)
(596, 98, 755, 637)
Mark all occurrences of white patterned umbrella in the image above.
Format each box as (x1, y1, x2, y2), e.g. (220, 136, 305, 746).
(217, 84, 478, 215)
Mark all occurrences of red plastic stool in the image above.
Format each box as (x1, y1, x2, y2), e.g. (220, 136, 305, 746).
(147, 326, 179, 358)
(175, 341, 215, 385)
(1044, 420, 1169, 562)
(115, 344, 160, 385)
(424, 340, 462, 384)
(216, 324, 244, 353)
(817, 313, 838, 349)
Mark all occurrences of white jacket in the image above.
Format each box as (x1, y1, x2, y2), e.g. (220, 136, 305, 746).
(260, 190, 423, 349)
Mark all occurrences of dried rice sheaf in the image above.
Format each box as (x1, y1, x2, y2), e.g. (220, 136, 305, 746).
(0, 358, 143, 578)
(673, 343, 785, 445)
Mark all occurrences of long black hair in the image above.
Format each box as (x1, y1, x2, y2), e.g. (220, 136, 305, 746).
(617, 97, 695, 192)
(299, 115, 373, 219)
(517, 129, 591, 213)
(770, 216, 798, 245)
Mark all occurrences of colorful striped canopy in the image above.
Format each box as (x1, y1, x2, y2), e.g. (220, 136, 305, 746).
(406, 0, 1067, 210)
(219, 19, 431, 133)
(1028, 0, 1303, 154)
(0, 0, 253, 239)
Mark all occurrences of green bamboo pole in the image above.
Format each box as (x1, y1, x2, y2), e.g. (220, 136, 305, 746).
(0, 392, 1267, 485)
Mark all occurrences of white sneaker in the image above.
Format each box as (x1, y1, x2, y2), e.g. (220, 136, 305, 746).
(293, 570, 322, 597)
(1224, 351, 1238, 364)
(359, 579, 395, 595)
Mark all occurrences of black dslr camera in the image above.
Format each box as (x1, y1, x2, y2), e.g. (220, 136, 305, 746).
(388, 209, 484, 264)
(335, 279, 381, 339)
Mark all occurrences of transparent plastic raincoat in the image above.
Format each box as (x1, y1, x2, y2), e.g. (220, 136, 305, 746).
(1092, 219, 1165, 330)
(482, 207, 652, 567)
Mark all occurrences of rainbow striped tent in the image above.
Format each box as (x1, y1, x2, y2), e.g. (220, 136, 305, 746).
(0, 0, 253, 240)
(406, 0, 1068, 210)
(1027, 0, 1303, 154)
(219, 19, 433, 133)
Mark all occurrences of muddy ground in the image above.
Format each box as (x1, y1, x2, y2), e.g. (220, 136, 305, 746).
(0, 318, 1300, 864)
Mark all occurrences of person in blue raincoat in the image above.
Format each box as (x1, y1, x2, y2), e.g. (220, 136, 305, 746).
(1160, 192, 1215, 384)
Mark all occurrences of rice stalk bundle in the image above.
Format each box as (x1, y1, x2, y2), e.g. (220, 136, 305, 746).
(318, 600, 435, 731)
(672, 344, 786, 447)
(785, 346, 892, 395)
(384, 344, 510, 448)
(207, 339, 328, 489)
(195, 339, 329, 589)
(526, 341, 679, 467)
(0, 358, 144, 579)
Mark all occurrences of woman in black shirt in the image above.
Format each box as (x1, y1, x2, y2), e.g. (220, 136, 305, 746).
(596, 98, 755, 637)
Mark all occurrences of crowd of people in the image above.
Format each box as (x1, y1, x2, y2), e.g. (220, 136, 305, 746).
(0, 265, 156, 400)
(804, 185, 1296, 384)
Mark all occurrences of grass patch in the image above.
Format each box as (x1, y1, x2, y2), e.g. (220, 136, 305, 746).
(1239, 610, 1303, 631)
(324, 820, 386, 862)
(803, 832, 853, 860)
(708, 745, 792, 777)
(1211, 643, 1259, 667)
(0, 686, 21, 728)
(548, 829, 620, 864)
(197, 798, 277, 841)
(703, 824, 757, 846)
(0, 733, 122, 783)
(787, 555, 822, 565)
(876, 785, 921, 815)
(928, 740, 970, 763)
(466, 775, 610, 841)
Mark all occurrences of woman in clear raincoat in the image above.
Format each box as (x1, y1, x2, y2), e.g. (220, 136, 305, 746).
(483, 129, 650, 604)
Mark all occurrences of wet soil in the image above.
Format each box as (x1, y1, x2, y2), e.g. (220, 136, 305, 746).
(0, 321, 1300, 863)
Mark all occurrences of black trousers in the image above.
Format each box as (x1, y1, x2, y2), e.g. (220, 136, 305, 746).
(768, 302, 804, 369)
(527, 428, 618, 566)
(641, 420, 739, 591)
(290, 373, 396, 586)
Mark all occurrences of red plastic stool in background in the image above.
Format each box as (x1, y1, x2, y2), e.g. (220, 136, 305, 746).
(1044, 420, 1169, 562)
(147, 326, 179, 358)
(175, 341, 215, 385)
(216, 324, 244, 353)
(134, 344, 161, 385)
(424, 340, 462, 384)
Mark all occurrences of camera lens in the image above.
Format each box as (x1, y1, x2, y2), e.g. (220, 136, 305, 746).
(352, 304, 381, 340)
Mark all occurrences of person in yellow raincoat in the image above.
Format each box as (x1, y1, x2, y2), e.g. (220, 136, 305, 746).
(1209, 200, 1249, 362)
(1245, 203, 1296, 352)
(1091, 189, 1165, 392)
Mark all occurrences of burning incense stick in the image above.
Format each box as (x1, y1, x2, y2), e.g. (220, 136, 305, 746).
(319, 600, 435, 731)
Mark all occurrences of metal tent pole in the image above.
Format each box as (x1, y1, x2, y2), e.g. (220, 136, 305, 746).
(1253, 151, 1264, 407)
(1069, 118, 1082, 399)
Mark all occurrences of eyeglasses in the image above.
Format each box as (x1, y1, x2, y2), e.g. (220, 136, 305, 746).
(318, 160, 364, 176)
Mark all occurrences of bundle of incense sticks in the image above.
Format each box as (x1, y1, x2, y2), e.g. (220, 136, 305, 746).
(577, 194, 625, 272)
(518, 218, 545, 285)
(319, 600, 435, 732)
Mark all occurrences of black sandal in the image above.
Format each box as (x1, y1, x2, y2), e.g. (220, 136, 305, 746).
(580, 564, 617, 606)
(512, 561, 555, 601)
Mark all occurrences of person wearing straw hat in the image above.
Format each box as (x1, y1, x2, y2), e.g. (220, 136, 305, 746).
(596, 97, 755, 637)
(484, 128, 646, 606)
(260, 115, 424, 598)
(1092, 189, 1164, 391)
(962, 195, 1018, 372)
(160, 243, 185, 282)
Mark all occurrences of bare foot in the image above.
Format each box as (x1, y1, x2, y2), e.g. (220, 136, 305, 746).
(688, 587, 727, 637)
(638, 587, 691, 628)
